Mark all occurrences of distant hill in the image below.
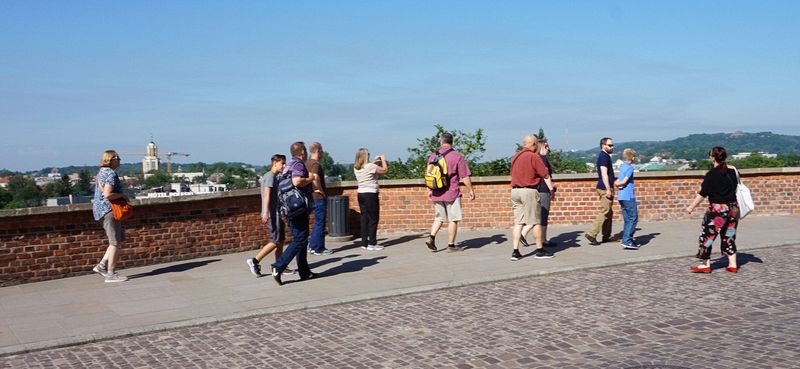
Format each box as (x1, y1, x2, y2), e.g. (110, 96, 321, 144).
(566, 131, 800, 161)
(18, 162, 261, 177)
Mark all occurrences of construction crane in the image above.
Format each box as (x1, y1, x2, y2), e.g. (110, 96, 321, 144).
(165, 152, 190, 173)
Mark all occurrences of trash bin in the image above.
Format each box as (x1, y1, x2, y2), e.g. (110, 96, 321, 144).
(327, 195, 349, 237)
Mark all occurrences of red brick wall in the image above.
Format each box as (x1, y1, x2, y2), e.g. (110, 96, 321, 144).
(1, 169, 798, 286)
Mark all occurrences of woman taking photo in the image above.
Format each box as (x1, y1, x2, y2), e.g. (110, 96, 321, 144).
(353, 148, 389, 250)
(686, 146, 739, 273)
(91, 150, 129, 282)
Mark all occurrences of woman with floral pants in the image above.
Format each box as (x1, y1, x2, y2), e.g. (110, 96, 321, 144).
(686, 146, 740, 273)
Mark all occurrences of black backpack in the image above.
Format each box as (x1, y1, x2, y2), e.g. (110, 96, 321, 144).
(276, 170, 309, 218)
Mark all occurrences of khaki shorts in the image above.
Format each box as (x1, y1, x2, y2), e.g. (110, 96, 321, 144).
(102, 212, 125, 246)
(511, 188, 541, 225)
(433, 197, 463, 222)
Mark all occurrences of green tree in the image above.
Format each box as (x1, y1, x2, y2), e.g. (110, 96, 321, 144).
(400, 124, 486, 178)
(549, 150, 590, 173)
(73, 169, 93, 195)
(6, 176, 44, 208)
(44, 174, 73, 197)
(143, 170, 172, 189)
(0, 187, 12, 209)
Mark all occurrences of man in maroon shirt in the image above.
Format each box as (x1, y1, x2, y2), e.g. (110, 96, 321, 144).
(425, 132, 475, 252)
(509, 135, 554, 261)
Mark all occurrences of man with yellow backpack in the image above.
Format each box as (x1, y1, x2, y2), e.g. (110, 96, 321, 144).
(424, 132, 476, 252)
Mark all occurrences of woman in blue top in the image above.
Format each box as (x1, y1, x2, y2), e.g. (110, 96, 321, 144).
(614, 148, 639, 249)
(91, 150, 129, 282)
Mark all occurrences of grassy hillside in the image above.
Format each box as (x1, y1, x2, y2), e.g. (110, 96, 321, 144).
(567, 131, 800, 161)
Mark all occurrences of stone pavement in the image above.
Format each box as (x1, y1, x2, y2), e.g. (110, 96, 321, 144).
(2, 243, 799, 368)
(0, 216, 798, 361)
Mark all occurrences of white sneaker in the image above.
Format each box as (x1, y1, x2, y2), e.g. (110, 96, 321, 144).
(366, 245, 384, 251)
(104, 273, 128, 283)
(92, 264, 109, 277)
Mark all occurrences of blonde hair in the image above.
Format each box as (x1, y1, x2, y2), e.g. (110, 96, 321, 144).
(99, 150, 118, 167)
(354, 148, 369, 170)
(623, 148, 637, 162)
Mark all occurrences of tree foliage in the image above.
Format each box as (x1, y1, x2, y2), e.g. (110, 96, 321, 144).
(691, 153, 800, 170)
(5, 176, 44, 208)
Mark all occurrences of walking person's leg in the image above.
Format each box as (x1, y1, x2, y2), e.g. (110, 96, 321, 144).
(446, 198, 463, 251)
(426, 202, 445, 251)
(99, 212, 127, 282)
(309, 198, 327, 252)
(271, 215, 306, 285)
(693, 204, 723, 272)
(292, 215, 311, 278)
(358, 193, 369, 248)
(368, 193, 379, 246)
(602, 195, 614, 240)
(586, 189, 607, 244)
(719, 204, 739, 270)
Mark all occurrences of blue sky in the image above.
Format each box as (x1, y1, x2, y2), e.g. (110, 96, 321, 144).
(1, 0, 798, 172)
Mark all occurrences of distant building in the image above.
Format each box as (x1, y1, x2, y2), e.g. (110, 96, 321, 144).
(143, 140, 161, 175)
(46, 194, 91, 207)
(172, 171, 205, 182)
(732, 152, 777, 160)
(143, 182, 227, 198)
(0, 176, 9, 188)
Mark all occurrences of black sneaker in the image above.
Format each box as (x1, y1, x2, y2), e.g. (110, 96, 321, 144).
(519, 235, 531, 247)
(447, 244, 464, 252)
(246, 258, 262, 277)
(271, 266, 283, 286)
(584, 234, 601, 246)
(533, 248, 554, 259)
(300, 272, 320, 281)
(511, 249, 522, 261)
(426, 235, 437, 252)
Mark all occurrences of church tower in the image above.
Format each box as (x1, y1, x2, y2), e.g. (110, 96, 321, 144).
(143, 139, 160, 174)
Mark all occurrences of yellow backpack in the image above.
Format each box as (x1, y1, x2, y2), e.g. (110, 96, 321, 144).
(424, 148, 454, 190)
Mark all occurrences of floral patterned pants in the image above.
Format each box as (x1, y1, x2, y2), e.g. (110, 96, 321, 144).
(696, 202, 739, 260)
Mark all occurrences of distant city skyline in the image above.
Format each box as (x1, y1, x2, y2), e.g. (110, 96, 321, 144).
(2, 1, 798, 172)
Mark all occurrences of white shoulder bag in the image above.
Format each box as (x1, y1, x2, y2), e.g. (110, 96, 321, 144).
(732, 167, 755, 219)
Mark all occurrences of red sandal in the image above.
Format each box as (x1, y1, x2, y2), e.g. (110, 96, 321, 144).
(691, 265, 712, 273)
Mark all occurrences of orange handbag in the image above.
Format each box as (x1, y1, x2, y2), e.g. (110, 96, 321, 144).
(110, 198, 134, 221)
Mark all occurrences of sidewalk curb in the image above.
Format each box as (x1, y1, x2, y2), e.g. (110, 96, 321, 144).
(1, 241, 796, 357)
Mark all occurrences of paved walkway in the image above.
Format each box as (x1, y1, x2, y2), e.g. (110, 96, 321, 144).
(1, 215, 798, 357)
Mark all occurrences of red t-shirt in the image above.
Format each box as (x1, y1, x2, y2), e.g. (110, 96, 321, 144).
(510, 149, 548, 188)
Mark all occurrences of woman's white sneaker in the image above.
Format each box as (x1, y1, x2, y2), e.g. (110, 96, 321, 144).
(104, 273, 128, 283)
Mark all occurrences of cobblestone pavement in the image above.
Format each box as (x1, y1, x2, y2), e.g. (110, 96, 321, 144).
(2, 245, 798, 369)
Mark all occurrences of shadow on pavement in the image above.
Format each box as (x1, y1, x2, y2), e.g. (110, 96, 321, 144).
(379, 234, 425, 248)
(635, 232, 661, 246)
(462, 234, 507, 250)
(309, 254, 358, 269)
(127, 259, 221, 280)
(542, 231, 582, 254)
(710, 252, 763, 269)
(321, 256, 388, 277)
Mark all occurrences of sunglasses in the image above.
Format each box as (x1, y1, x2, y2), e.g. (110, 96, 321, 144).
(112, 156, 121, 160)
(606, 144, 614, 147)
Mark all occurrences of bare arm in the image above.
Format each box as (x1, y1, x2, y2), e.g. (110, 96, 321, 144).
(311, 171, 326, 198)
(463, 176, 475, 200)
(292, 173, 316, 188)
(600, 166, 612, 198)
(375, 155, 388, 174)
(615, 176, 629, 187)
(102, 184, 126, 201)
(261, 187, 271, 223)
(686, 193, 705, 214)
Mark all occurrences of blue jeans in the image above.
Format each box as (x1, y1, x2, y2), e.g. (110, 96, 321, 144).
(309, 198, 327, 252)
(619, 200, 638, 245)
(272, 214, 310, 277)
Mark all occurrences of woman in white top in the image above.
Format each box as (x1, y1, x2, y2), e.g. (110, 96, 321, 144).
(353, 148, 389, 250)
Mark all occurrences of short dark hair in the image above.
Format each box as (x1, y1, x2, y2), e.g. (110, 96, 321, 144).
(599, 137, 612, 147)
(271, 154, 286, 164)
(290, 141, 306, 157)
(440, 132, 453, 145)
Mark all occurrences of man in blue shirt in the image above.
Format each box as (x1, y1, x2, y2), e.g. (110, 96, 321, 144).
(585, 137, 616, 245)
